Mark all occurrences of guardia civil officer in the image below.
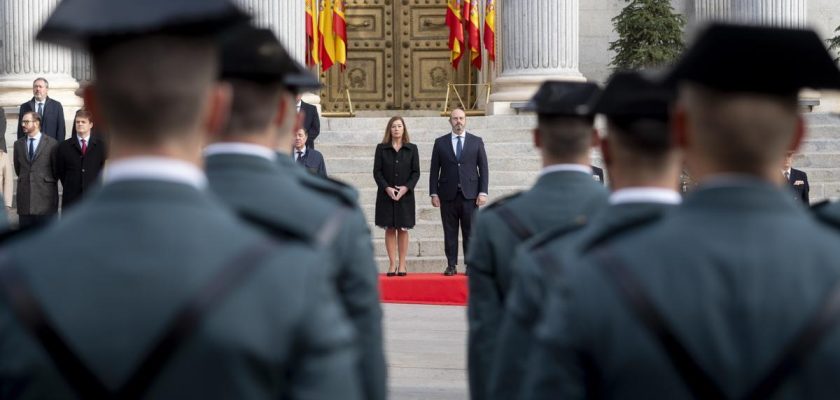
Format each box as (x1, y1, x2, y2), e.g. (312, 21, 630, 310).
(529, 24, 840, 399)
(491, 70, 681, 399)
(0, 1, 361, 399)
(207, 25, 386, 400)
(465, 81, 608, 400)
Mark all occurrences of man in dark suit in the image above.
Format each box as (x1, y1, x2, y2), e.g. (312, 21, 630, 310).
(55, 109, 107, 209)
(14, 111, 59, 227)
(529, 25, 840, 399)
(783, 151, 809, 205)
(466, 81, 608, 400)
(207, 26, 386, 400)
(0, 2, 361, 399)
(17, 77, 66, 142)
(430, 107, 489, 276)
(293, 128, 327, 177)
(297, 94, 320, 148)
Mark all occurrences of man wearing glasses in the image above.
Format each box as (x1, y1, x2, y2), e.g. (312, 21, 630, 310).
(14, 111, 59, 228)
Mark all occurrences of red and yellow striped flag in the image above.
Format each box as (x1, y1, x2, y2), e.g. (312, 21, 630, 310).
(446, 0, 464, 69)
(305, 0, 320, 67)
(319, 0, 336, 72)
(467, 0, 481, 69)
(483, 0, 496, 63)
(333, 0, 347, 70)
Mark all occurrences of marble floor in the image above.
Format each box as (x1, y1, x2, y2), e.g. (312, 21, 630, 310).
(383, 303, 468, 400)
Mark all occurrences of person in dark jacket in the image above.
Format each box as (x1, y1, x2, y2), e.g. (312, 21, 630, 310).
(56, 109, 107, 209)
(782, 151, 809, 205)
(293, 128, 327, 177)
(17, 77, 66, 142)
(373, 116, 420, 276)
(297, 94, 320, 148)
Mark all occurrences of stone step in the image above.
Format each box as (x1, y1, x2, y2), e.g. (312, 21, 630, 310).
(376, 256, 467, 274)
(805, 125, 840, 139)
(800, 138, 840, 152)
(371, 238, 448, 258)
(322, 115, 536, 132)
(333, 171, 540, 191)
(327, 156, 543, 174)
(368, 220, 447, 239)
(317, 142, 541, 159)
(320, 128, 537, 145)
(356, 185, 526, 206)
(789, 153, 840, 168)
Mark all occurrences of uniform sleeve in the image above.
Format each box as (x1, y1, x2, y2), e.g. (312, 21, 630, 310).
(333, 209, 387, 400)
(466, 211, 502, 400)
(289, 259, 362, 400)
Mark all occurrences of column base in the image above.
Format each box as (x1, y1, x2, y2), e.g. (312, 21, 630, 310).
(488, 73, 586, 115)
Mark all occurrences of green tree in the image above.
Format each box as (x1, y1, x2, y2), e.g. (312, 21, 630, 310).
(829, 25, 840, 63)
(609, 0, 686, 70)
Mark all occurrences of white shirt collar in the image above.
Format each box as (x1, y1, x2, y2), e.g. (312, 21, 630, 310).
(451, 132, 466, 139)
(539, 164, 592, 177)
(103, 157, 207, 189)
(27, 132, 43, 141)
(77, 133, 90, 142)
(204, 142, 277, 162)
(293, 147, 307, 157)
(609, 188, 682, 205)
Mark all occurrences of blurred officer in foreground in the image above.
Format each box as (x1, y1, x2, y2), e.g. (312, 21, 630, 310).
(206, 25, 386, 400)
(0, 1, 361, 399)
(466, 81, 608, 400)
(529, 24, 840, 399)
(493, 70, 681, 399)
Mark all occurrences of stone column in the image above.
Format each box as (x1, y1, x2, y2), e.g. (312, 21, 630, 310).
(1, 0, 81, 144)
(694, 0, 806, 27)
(233, 0, 319, 105)
(488, 0, 583, 115)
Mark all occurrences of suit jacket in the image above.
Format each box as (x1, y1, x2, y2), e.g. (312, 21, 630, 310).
(429, 132, 489, 200)
(786, 167, 809, 205)
(13, 135, 59, 215)
(492, 201, 675, 400)
(0, 179, 362, 399)
(530, 180, 840, 399)
(466, 170, 608, 400)
(17, 97, 66, 142)
(296, 148, 327, 178)
(271, 153, 387, 400)
(55, 135, 107, 208)
(300, 101, 320, 149)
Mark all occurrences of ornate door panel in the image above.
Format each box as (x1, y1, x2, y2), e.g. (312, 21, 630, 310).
(320, 0, 469, 112)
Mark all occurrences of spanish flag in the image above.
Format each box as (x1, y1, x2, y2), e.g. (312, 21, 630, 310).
(305, 0, 320, 67)
(334, 0, 347, 70)
(483, 0, 496, 63)
(446, 0, 464, 69)
(319, 0, 336, 72)
(467, 0, 482, 69)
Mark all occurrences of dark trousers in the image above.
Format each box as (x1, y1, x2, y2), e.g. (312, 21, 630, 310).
(440, 191, 477, 267)
(18, 214, 52, 229)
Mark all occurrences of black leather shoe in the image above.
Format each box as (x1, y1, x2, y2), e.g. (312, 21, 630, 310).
(443, 265, 456, 276)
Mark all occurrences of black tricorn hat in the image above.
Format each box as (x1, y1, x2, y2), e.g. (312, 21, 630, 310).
(665, 23, 840, 97)
(592, 70, 674, 121)
(36, 0, 249, 50)
(220, 25, 321, 92)
(524, 81, 601, 117)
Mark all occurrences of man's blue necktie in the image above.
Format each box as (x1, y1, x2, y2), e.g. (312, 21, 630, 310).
(28, 138, 35, 161)
(37, 102, 43, 116)
(456, 135, 462, 161)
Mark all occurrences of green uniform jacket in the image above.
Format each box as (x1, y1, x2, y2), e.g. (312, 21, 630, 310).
(0, 179, 361, 399)
(207, 153, 386, 400)
(492, 201, 675, 400)
(272, 153, 387, 400)
(466, 170, 608, 400)
(530, 180, 840, 399)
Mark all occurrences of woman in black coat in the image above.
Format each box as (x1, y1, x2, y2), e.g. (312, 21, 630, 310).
(373, 116, 420, 276)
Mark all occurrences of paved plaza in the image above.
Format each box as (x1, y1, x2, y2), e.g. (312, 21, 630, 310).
(384, 303, 468, 400)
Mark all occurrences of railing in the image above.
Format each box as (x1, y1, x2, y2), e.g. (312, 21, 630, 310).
(442, 83, 491, 116)
(321, 86, 355, 118)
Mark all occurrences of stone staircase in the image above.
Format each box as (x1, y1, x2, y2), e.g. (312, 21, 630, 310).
(319, 113, 840, 273)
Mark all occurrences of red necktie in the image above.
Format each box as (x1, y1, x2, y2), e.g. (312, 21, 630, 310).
(81, 139, 87, 155)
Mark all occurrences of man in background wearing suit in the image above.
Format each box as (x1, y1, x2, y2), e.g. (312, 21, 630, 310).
(297, 94, 320, 148)
(783, 151, 809, 205)
(430, 107, 489, 276)
(293, 128, 327, 177)
(17, 77, 66, 142)
(55, 109, 107, 209)
(14, 111, 59, 227)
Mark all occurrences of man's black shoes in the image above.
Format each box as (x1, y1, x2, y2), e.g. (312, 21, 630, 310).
(443, 265, 457, 276)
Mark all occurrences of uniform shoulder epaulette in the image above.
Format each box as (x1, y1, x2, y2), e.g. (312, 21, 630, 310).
(528, 215, 589, 251)
(236, 210, 313, 243)
(812, 201, 840, 231)
(579, 212, 664, 254)
(298, 174, 359, 207)
(485, 191, 523, 210)
(810, 199, 832, 212)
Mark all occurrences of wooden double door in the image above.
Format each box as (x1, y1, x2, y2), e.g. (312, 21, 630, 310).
(320, 0, 471, 113)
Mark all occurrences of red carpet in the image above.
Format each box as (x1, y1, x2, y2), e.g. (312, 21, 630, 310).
(379, 273, 468, 306)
